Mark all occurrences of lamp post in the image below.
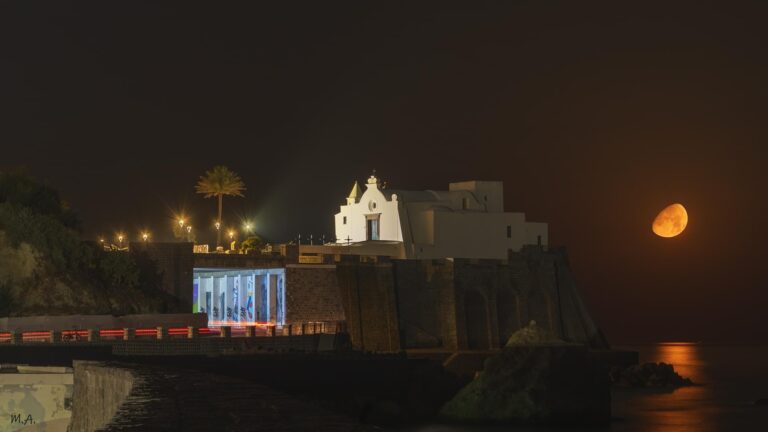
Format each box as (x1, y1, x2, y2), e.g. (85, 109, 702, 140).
(142, 232, 149, 242)
(117, 234, 124, 249)
(178, 218, 185, 229)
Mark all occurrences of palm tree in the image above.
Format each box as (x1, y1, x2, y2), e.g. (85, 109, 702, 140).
(195, 166, 246, 248)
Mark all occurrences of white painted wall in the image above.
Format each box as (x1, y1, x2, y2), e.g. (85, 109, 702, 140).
(410, 211, 528, 260)
(334, 177, 403, 243)
(448, 180, 504, 212)
(333, 176, 548, 260)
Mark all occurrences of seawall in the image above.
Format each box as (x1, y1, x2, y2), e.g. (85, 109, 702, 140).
(66, 360, 378, 431)
(336, 247, 609, 352)
(68, 361, 135, 432)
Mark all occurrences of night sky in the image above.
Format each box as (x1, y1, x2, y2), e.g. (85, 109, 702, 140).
(2, 1, 766, 344)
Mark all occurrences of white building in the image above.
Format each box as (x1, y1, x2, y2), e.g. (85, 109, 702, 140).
(333, 173, 548, 260)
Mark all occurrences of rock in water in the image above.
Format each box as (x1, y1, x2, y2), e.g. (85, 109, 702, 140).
(439, 346, 610, 425)
(610, 362, 694, 387)
(504, 320, 567, 347)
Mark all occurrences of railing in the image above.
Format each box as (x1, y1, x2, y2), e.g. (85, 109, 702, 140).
(0, 321, 345, 344)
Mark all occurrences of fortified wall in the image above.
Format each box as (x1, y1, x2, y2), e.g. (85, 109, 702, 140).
(133, 243, 345, 328)
(129, 243, 604, 353)
(336, 246, 607, 352)
(285, 264, 346, 324)
(130, 242, 195, 309)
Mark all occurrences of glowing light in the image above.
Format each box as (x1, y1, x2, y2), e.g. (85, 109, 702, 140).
(207, 320, 272, 327)
(178, 218, 185, 228)
(23, 331, 53, 336)
(214, 221, 221, 230)
(141, 232, 150, 242)
(652, 203, 688, 238)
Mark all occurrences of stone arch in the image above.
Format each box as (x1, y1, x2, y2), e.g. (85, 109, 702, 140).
(526, 277, 556, 334)
(496, 284, 522, 346)
(464, 289, 491, 349)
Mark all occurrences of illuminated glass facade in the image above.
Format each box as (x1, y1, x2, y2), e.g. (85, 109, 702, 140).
(192, 268, 286, 327)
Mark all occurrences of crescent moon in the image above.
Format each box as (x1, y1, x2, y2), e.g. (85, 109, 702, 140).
(652, 203, 688, 238)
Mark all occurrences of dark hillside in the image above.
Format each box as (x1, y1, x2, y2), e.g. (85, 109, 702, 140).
(0, 172, 181, 316)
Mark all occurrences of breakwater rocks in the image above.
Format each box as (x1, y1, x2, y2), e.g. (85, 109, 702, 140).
(439, 346, 610, 426)
(68, 361, 375, 432)
(610, 362, 693, 388)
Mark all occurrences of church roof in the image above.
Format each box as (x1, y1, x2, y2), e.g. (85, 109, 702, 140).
(348, 181, 361, 200)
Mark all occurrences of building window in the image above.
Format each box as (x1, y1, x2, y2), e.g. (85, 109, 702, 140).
(506, 225, 512, 238)
(343, 216, 347, 224)
(462, 197, 468, 210)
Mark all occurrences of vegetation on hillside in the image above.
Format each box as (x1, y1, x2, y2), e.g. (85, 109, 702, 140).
(0, 171, 181, 317)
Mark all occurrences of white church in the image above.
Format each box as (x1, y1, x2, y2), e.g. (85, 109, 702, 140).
(331, 173, 548, 260)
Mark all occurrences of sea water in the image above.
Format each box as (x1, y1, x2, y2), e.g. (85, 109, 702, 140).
(409, 344, 768, 432)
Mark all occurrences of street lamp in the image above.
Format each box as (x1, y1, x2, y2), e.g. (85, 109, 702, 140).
(142, 232, 149, 242)
(178, 218, 185, 228)
(228, 230, 235, 241)
(117, 234, 124, 247)
(186, 225, 192, 234)
(244, 222, 253, 234)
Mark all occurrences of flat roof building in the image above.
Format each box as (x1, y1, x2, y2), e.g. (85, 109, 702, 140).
(333, 173, 547, 260)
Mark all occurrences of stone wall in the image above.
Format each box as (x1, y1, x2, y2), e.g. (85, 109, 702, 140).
(68, 361, 375, 432)
(130, 242, 194, 308)
(335, 247, 607, 352)
(284, 264, 345, 325)
(392, 260, 457, 349)
(129, 242, 605, 352)
(336, 257, 401, 352)
(68, 361, 135, 432)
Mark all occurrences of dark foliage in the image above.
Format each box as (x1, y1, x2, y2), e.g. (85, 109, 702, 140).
(0, 171, 80, 229)
(0, 172, 180, 316)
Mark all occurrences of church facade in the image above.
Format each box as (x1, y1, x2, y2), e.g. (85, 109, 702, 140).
(333, 173, 548, 260)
